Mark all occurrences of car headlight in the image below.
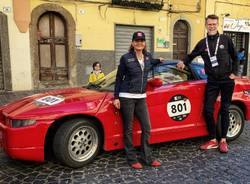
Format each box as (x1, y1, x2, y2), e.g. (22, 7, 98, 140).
(11, 119, 36, 128)
(243, 90, 250, 95)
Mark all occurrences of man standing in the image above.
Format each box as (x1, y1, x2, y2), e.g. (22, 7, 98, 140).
(177, 14, 237, 153)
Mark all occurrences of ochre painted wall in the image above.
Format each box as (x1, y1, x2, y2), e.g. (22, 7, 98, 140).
(3, 0, 250, 90)
(31, 0, 206, 53)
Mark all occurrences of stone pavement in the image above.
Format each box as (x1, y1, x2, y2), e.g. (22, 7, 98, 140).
(0, 90, 250, 183)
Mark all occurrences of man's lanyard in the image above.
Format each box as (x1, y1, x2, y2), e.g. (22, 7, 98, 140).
(206, 35, 220, 57)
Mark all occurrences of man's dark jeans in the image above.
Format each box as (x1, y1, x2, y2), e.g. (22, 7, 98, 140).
(204, 79, 235, 139)
(119, 97, 153, 165)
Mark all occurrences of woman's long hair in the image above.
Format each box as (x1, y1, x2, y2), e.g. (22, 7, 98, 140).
(129, 44, 147, 54)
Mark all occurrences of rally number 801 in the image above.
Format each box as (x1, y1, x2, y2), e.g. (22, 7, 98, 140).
(167, 95, 191, 121)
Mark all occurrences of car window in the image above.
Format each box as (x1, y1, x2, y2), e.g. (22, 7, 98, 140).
(87, 62, 195, 91)
(191, 64, 207, 79)
(190, 57, 207, 79)
(149, 64, 191, 85)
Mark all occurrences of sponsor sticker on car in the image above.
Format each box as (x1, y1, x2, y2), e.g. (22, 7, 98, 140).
(35, 95, 64, 106)
(167, 94, 191, 121)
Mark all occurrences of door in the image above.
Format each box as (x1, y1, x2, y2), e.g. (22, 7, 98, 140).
(146, 64, 206, 143)
(224, 31, 249, 75)
(173, 20, 189, 61)
(37, 12, 68, 83)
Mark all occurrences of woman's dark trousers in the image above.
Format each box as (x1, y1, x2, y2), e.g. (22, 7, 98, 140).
(120, 97, 153, 165)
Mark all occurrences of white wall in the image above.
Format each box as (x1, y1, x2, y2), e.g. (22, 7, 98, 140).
(0, 0, 32, 91)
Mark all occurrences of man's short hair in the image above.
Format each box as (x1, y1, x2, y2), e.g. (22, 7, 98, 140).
(205, 14, 219, 22)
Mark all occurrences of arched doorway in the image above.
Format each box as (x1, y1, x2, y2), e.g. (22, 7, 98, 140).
(30, 4, 76, 89)
(37, 12, 68, 82)
(173, 20, 189, 61)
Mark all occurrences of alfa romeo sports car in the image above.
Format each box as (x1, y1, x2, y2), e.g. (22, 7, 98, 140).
(0, 61, 250, 168)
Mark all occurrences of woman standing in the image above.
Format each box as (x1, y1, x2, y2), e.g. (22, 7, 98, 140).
(113, 31, 161, 169)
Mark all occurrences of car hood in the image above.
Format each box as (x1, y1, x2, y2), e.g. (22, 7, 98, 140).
(1, 87, 107, 120)
(235, 77, 250, 91)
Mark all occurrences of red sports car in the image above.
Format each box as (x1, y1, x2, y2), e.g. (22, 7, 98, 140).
(0, 61, 250, 168)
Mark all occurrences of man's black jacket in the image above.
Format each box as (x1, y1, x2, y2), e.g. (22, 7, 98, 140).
(184, 32, 237, 80)
(114, 51, 160, 99)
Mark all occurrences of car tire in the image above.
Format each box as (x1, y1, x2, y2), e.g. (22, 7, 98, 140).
(53, 118, 101, 168)
(217, 105, 244, 141)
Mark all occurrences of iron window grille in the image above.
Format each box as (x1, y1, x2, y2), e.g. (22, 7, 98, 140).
(111, 0, 164, 10)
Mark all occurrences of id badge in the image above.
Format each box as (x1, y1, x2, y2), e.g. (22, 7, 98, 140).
(210, 56, 218, 67)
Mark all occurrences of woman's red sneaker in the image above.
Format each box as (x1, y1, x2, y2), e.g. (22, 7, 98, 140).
(150, 160, 161, 167)
(131, 162, 143, 169)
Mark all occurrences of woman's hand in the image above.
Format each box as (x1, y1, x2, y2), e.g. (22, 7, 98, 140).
(113, 99, 120, 109)
(229, 73, 236, 79)
(158, 57, 165, 62)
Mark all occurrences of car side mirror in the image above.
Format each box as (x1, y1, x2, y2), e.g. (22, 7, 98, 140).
(147, 78, 163, 88)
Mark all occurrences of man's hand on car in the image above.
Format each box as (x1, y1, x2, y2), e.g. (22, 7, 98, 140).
(176, 61, 186, 70)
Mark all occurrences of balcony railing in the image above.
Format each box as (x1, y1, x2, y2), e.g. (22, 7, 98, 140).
(111, 0, 164, 11)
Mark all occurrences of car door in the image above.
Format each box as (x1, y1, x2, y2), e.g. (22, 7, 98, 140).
(146, 64, 206, 143)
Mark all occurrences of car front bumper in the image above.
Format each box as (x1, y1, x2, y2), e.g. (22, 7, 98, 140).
(0, 119, 53, 162)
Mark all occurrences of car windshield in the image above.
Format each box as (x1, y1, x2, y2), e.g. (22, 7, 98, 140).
(86, 62, 195, 91)
(149, 64, 191, 84)
(86, 69, 117, 91)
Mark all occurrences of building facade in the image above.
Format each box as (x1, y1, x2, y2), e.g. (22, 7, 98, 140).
(1, 0, 249, 91)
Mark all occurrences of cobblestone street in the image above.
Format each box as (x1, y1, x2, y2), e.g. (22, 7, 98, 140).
(0, 91, 250, 184)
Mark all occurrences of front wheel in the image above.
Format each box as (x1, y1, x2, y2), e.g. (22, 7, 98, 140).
(217, 105, 245, 141)
(53, 118, 101, 168)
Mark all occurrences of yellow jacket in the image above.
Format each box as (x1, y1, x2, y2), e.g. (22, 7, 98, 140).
(88, 71, 105, 83)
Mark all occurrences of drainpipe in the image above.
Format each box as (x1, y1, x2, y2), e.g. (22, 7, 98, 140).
(13, 0, 31, 33)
